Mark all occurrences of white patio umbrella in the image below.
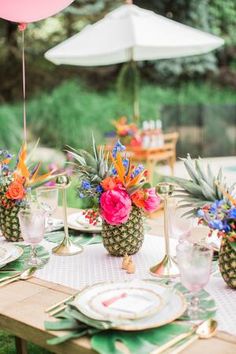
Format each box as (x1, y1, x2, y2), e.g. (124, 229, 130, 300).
(45, 1, 224, 118)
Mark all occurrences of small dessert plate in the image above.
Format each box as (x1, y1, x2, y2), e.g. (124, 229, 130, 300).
(68, 211, 102, 233)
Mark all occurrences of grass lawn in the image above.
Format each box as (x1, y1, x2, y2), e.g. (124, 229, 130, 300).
(0, 331, 51, 354)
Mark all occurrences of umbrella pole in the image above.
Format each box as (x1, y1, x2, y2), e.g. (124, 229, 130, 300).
(133, 85, 140, 123)
(130, 49, 140, 124)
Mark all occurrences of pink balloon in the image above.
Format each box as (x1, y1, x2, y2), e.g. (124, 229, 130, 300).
(0, 0, 74, 23)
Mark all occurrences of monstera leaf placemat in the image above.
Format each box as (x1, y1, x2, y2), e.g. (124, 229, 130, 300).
(45, 231, 102, 246)
(0, 244, 49, 279)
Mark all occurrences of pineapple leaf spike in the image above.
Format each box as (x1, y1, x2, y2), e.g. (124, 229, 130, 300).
(171, 154, 233, 216)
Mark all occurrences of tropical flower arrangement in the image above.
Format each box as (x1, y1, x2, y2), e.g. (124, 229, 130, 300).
(69, 139, 160, 256)
(173, 154, 236, 288)
(73, 140, 160, 225)
(112, 116, 141, 147)
(0, 143, 56, 241)
(197, 198, 236, 242)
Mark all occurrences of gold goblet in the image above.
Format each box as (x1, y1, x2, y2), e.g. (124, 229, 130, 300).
(149, 182, 179, 277)
(52, 176, 83, 256)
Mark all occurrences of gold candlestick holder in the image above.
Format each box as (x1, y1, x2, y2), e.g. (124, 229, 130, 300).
(149, 182, 179, 278)
(52, 176, 83, 256)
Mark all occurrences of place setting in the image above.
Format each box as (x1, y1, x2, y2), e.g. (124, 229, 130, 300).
(44, 209, 103, 247)
(37, 182, 103, 247)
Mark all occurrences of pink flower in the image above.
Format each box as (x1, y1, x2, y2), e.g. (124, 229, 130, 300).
(143, 188, 161, 212)
(132, 188, 160, 213)
(100, 189, 132, 225)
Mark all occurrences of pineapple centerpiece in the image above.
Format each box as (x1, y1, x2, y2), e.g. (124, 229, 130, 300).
(69, 139, 160, 256)
(173, 155, 236, 289)
(0, 144, 56, 242)
(112, 116, 141, 147)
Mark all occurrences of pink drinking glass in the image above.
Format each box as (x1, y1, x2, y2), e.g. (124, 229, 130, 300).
(168, 198, 194, 242)
(18, 209, 46, 266)
(176, 241, 213, 319)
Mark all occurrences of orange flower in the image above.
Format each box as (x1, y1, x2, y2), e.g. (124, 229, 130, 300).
(13, 173, 26, 185)
(101, 177, 122, 191)
(131, 190, 146, 209)
(1, 158, 10, 165)
(6, 181, 25, 200)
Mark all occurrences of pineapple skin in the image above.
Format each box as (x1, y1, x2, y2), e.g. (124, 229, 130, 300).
(0, 206, 23, 242)
(219, 238, 236, 289)
(102, 206, 144, 256)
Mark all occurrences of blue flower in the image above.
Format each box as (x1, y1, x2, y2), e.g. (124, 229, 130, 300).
(208, 219, 224, 230)
(197, 209, 205, 218)
(79, 192, 85, 199)
(222, 222, 231, 233)
(210, 200, 224, 214)
(112, 140, 126, 158)
(112, 167, 117, 175)
(96, 185, 103, 193)
(228, 207, 236, 218)
(131, 164, 144, 178)
(1, 164, 9, 172)
(81, 180, 91, 190)
(123, 158, 129, 169)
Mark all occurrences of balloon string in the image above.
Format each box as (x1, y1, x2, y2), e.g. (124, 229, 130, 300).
(22, 29, 27, 143)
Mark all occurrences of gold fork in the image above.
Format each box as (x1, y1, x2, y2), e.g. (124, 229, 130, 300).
(45, 292, 79, 316)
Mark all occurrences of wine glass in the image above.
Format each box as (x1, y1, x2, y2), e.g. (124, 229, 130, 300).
(176, 241, 213, 319)
(168, 198, 194, 242)
(18, 209, 46, 266)
(36, 187, 58, 231)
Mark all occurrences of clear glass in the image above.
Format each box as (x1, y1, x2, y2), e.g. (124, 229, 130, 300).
(36, 187, 58, 231)
(18, 209, 46, 266)
(168, 198, 194, 242)
(176, 241, 213, 319)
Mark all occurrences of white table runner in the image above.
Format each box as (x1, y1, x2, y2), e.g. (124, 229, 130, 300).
(35, 234, 236, 336)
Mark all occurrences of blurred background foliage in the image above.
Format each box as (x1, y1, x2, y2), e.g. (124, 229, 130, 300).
(0, 0, 236, 157)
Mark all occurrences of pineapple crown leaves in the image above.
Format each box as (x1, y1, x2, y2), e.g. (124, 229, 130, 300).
(171, 154, 234, 214)
(66, 137, 110, 185)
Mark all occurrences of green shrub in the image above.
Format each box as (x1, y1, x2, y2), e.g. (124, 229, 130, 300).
(0, 105, 22, 152)
(0, 80, 236, 157)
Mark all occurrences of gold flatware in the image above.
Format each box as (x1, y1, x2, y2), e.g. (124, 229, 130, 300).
(162, 334, 198, 354)
(45, 292, 79, 315)
(151, 319, 218, 354)
(0, 272, 21, 283)
(0, 266, 37, 287)
(49, 304, 68, 317)
(0, 269, 22, 274)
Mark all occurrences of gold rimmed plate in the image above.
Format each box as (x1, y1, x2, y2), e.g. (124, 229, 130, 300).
(72, 280, 187, 331)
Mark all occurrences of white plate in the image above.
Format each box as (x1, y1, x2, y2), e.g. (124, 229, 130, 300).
(68, 212, 102, 233)
(72, 280, 187, 331)
(46, 217, 63, 232)
(0, 244, 24, 268)
(89, 286, 163, 320)
(0, 245, 14, 264)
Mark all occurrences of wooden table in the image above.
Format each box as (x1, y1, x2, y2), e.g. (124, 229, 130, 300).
(0, 208, 236, 354)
